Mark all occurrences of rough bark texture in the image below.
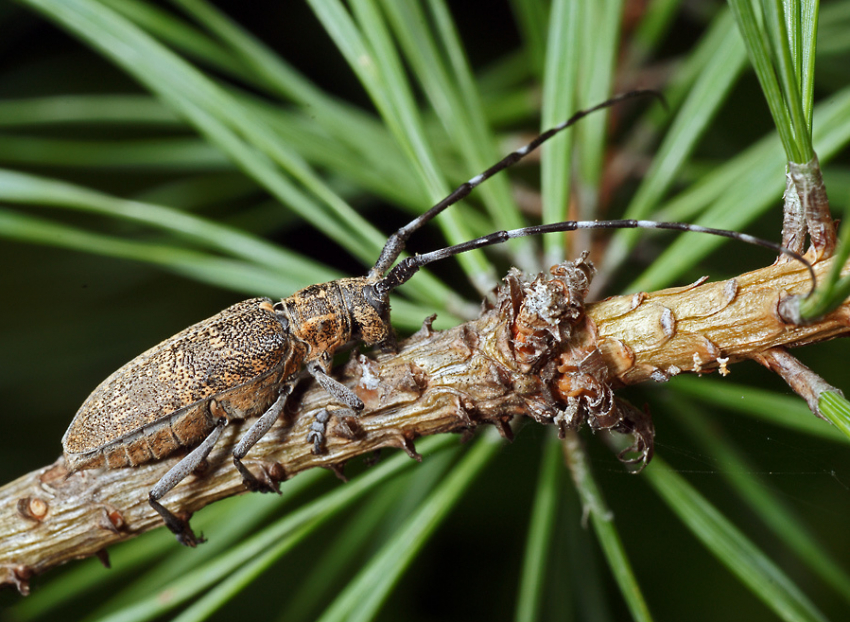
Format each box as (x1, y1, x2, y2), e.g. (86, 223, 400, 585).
(1, 253, 848, 594)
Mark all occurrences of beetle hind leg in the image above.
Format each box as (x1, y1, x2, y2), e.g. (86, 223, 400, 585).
(149, 417, 227, 547)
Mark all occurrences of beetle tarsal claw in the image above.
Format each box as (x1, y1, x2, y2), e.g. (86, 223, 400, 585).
(233, 459, 281, 494)
(159, 507, 202, 547)
(176, 527, 204, 548)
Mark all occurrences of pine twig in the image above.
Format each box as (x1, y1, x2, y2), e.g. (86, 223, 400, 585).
(1, 254, 848, 594)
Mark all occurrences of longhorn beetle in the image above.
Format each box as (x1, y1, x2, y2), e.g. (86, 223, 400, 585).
(62, 91, 815, 546)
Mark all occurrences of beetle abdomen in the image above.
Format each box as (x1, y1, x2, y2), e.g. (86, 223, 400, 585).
(63, 298, 299, 469)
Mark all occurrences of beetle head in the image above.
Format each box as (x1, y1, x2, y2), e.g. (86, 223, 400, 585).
(278, 277, 392, 357)
(339, 277, 391, 346)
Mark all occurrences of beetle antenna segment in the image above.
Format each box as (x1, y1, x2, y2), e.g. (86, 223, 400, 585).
(369, 89, 665, 278)
(376, 220, 817, 297)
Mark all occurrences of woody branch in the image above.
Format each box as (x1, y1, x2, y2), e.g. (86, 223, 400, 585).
(1, 254, 848, 594)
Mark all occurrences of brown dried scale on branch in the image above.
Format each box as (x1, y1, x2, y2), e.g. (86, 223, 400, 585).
(2, 254, 849, 594)
(782, 155, 837, 260)
(500, 256, 654, 464)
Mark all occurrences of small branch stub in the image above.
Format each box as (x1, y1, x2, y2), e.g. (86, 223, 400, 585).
(752, 347, 844, 421)
(16, 497, 49, 523)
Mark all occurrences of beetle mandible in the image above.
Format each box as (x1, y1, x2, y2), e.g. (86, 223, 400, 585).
(62, 91, 814, 546)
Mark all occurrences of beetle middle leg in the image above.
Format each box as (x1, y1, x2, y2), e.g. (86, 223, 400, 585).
(149, 416, 227, 547)
(232, 386, 291, 492)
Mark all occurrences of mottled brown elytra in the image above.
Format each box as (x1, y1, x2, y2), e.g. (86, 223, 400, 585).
(62, 91, 814, 546)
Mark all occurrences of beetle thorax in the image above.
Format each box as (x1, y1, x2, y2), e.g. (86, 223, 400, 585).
(278, 277, 390, 359)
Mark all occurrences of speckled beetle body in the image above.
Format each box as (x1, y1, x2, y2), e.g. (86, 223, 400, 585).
(63, 298, 295, 471)
(62, 91, 813, 547)
(64, 277, 391, 546)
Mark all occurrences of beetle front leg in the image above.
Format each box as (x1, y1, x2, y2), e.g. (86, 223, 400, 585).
(150, 416, 227, 547)
(307, 409, 332, 454)
(307, 360, 364, 411)
(306, 361, 364, 453)
(232, 386, 291, 493)
(305, 407, 360, 454)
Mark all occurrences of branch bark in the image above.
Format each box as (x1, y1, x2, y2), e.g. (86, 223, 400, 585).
(1, 254, 848, 594)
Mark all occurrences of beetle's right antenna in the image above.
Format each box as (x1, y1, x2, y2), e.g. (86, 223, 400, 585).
(369, 89, 665, 278)
(374, 220, 817, 299)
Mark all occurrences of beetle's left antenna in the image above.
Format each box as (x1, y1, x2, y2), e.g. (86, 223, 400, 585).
(369, 89, 664, 278)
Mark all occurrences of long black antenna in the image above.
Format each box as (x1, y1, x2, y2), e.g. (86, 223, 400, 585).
(369, 89, 665, 278)
(376, 220, 816, 297)
(367, 89, 816, 299)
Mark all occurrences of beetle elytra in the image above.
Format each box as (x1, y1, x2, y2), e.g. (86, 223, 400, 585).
(62, 91, 814, 546)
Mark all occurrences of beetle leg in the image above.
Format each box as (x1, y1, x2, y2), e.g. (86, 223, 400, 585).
(378, 330, 399, 354)
(232, 387, 290, 492)
(307, 362, 364, 411)
(306, 407, 358, 454)
(149, 417, 227, 547)
(307, 409, 332, 454)
(304, 361, 364, 453)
